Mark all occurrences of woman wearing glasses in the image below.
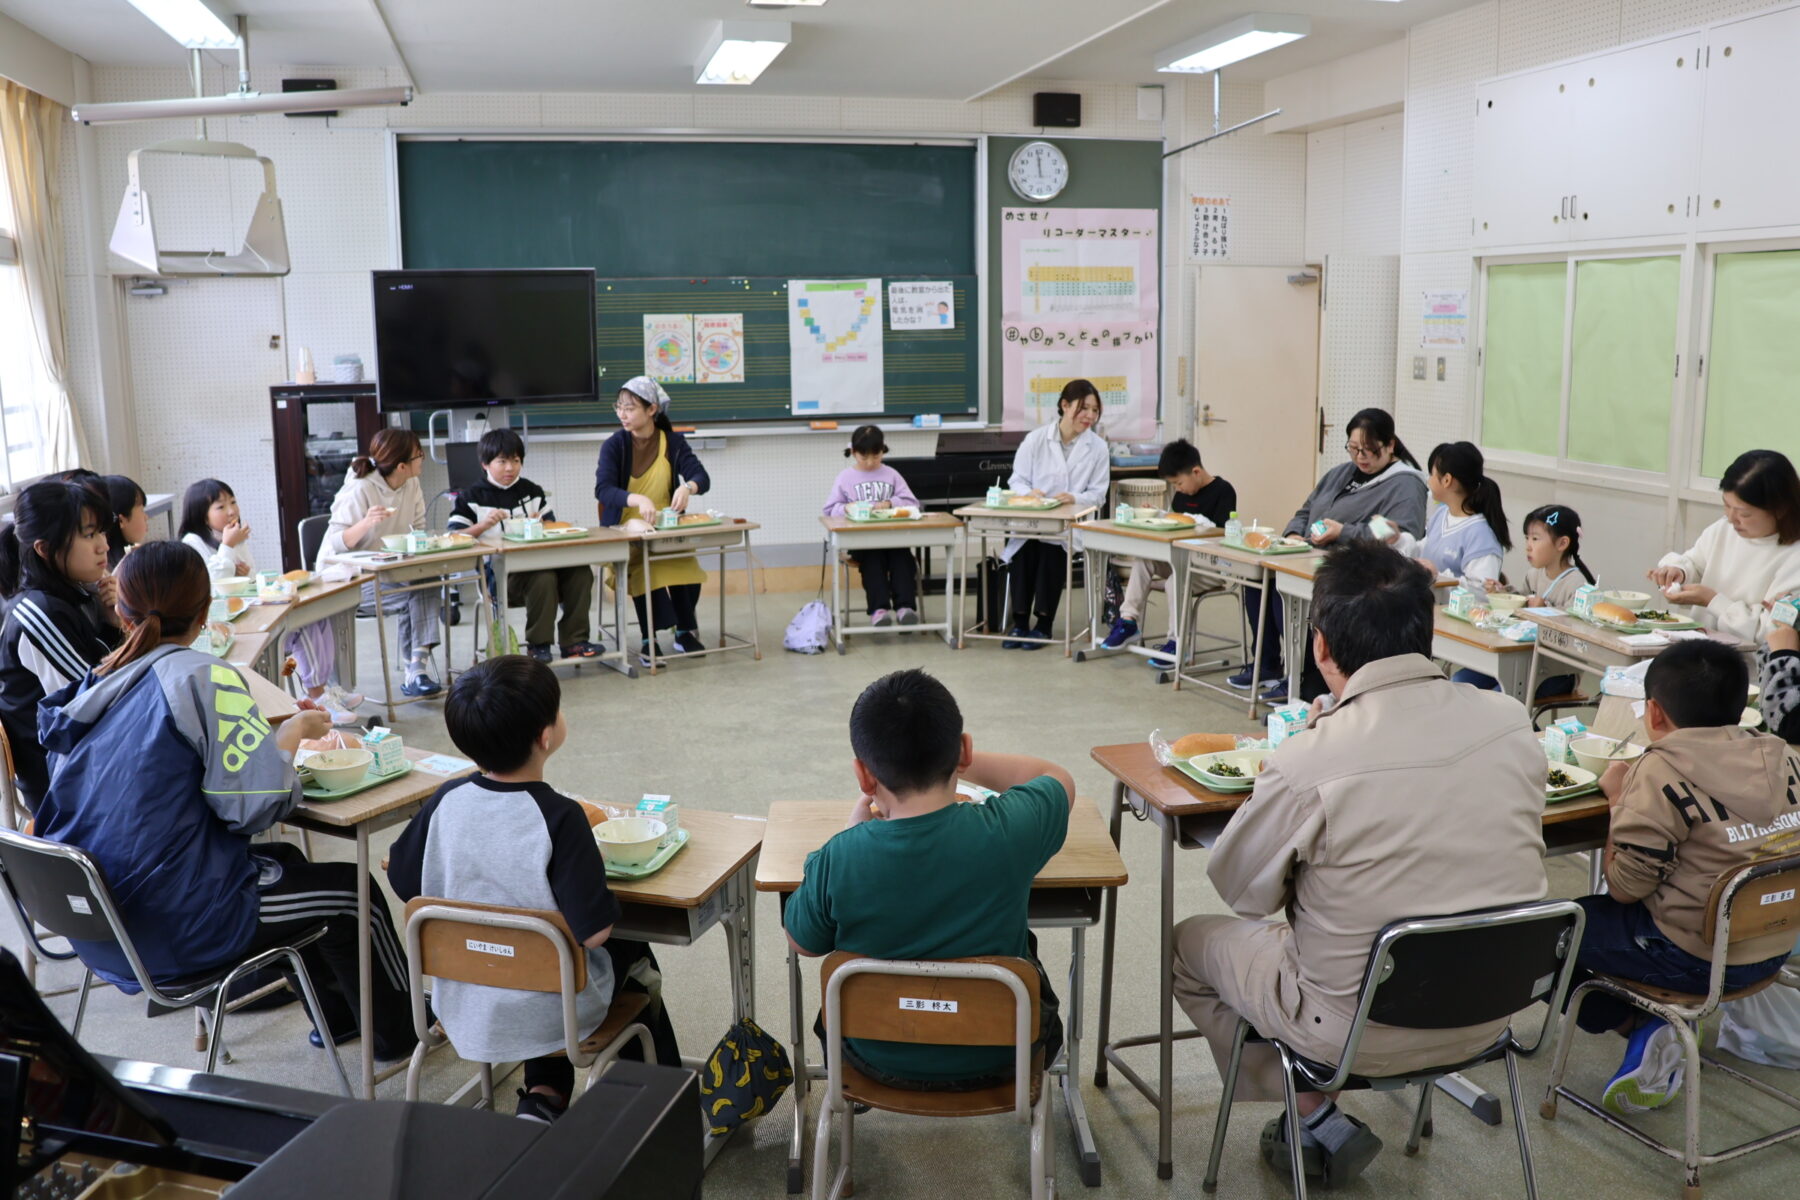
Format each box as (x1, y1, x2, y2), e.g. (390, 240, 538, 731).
(320, 428, 444, 696)
(594, 377, 713, 666)
(1230, 408, 1428, 702)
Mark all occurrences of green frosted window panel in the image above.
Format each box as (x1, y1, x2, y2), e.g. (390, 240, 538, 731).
(1481, 262, 1566, 457)
(1566, 257, 1679, 473)
(1702, 250, 1800, 479)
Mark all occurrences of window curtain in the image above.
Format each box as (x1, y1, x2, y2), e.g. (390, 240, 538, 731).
(0, 79, 87, 473)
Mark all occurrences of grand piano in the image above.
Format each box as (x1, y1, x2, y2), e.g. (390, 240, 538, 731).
(1, 950, 700, 1200)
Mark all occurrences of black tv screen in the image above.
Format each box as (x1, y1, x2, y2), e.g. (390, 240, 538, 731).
(372, 269, 597, 411)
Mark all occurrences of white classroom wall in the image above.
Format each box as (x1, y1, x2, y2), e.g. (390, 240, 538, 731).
(57, 65, 1308, 572)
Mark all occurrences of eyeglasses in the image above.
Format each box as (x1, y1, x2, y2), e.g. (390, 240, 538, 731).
(1343, 442, 1381, 459)
(613, 401, 642, 414)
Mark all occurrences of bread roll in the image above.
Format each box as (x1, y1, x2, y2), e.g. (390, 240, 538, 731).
(1169, 512, 1197, 525)
(1172, 732, 1237, 758)
(1243, 530, 1273, 550)
(280, 568, 310, 583)
(544, 520, 573, 531)
(1592, 601, 1637, 624)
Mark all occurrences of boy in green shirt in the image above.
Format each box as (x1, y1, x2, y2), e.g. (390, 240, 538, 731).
(784, 668, 1076, 1088)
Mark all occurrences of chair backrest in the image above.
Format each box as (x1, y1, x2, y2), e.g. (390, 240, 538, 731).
(821, 952, 1038, 1046)
(1704, 851, 1800, 948)
(1311, 899, 1587, 1087)
(402, 896, 586, 994)
(0, 827, 124, 946)
(298, 513, 330, 570)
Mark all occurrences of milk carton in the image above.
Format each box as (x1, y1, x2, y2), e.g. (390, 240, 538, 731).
(845, 500, 872, 521)
(1568, 584, 1601, 621)
(1266, 702, 1311, 747)
(1368, 515, 1395, 542)
(1542, 717, 1587, 765)
(363, 726, 406, 775)
(1114, 502, 1135, 524)
(985, 485, 1007, 508)
(1773, 593, 1800, 629)
(1446, 586, 1482, 620)
(636, 795, 680, 845)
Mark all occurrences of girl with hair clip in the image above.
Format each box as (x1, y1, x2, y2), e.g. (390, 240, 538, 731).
(1650, 448, 1800, 642)
(32, 542, 419, 1060)
(322, 427, 444, 696)
(1451, 503, 1597, 696)
(823, 425, 922, 626)
(594, 376, 713, 665)
(0, 480, 122, 812)
(1001, 379, 1109, 649)
(102, 475, 150, 569)
(1385, 441, 1510, 587)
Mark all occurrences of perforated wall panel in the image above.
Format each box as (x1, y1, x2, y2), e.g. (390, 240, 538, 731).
(1320, 254, 1401, 472)
(1497, 0, 1623, 75)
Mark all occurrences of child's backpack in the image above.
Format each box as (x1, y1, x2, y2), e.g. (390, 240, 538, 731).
(784, 601, 832, 654)
(701, 1017, 794, 1135)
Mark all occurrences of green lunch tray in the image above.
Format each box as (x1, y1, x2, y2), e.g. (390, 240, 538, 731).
(1577, 613, 1703, 635)
(1545, 782, 1600, 804)
(1114, 517, 1193, 532)
(301, 760, 413, 802)
(1171, 758, 1253, 793)
(602, 826, 690, 879)
(655, 515, 723, 531)
(501, 528, 592, 543)
(979, 498, 1062, 511)
(847, 510, 926, 522)
(1225, 539, 1313, 556)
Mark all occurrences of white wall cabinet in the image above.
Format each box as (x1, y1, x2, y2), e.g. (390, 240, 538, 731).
(1697, 5, 1800, 235)
(1473, 34, 1703, 249)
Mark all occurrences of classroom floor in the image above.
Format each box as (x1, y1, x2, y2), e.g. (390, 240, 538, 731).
(7, 584, 1800, 1198)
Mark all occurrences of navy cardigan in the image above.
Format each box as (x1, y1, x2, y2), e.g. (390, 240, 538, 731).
(593, 428, 711, 526)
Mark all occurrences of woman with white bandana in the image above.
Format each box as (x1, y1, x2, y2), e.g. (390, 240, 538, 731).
(593, 377, 713, 665)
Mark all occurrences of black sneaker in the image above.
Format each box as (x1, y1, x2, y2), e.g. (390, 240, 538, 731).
(1002, 625, 1031, 650)
(515, 1088, 568, 1124)
(527, 643, 554, 664)
(1260, 1113, 1382, 1186)
(672, 630, 706, 654)
(638, 641, 665, 669)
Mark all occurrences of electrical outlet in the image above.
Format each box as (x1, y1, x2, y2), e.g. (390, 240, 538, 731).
(1436, 357, 1447, 382)
(1412, 356, 1427, 381)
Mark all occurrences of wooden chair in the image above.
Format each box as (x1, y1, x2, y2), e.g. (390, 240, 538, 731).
(401, 897, 653, 1107)
(812, 952, 1051, 1200)
(1530, 688, 1594, 730)
(1542, 852, 1800, 1199)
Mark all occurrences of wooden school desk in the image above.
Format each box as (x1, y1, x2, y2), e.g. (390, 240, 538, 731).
(633, 519, 762, 675)
(755, 798, 1128, 1193)
(1431, 608, 1535, 700)
(1086, 740, 1611, 1181)
(819, 513, 963, 653)
(284, 745, 478, 1098)
(225, 576, 365, 688)
(1264, 555, 1457, 703)
(1171, 539, 1284, 716)
(1073, 520, 1223, 670)
(953, 501, 1097, 656)
(489, 528, 637, 678)
(1519, 608, 1752, 700)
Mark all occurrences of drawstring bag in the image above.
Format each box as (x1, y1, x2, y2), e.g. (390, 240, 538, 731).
(701, 1018, 794, 1135)
(783, 540, 834, 654)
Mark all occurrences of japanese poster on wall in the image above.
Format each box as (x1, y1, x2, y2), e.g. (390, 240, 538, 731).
(1000, 208, 1159, 438)
(1187, 195, 1231, 262)
(788, 278, 884, 414)
(888, 281, 955, 330)
(642, 314, 694, 384)
(693, 313, 745, 384)
(1419, 290, 1470, 348)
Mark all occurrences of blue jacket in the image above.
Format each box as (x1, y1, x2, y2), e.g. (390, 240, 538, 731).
(592, 428, 711, 526)
(35, 645, 300, 991)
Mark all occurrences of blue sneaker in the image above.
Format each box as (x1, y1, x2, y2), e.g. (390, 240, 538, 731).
(1017, 628, 1050, 651)
(400, 674, 441, 697)
(1226, 666, 1258, 688)
(1002, 625, 1031, 650)
(1259, 678, 1289, 704)
(1100, 617, 1139, 650)
(1144, 639, 1176, 668)
(1603, 1020, 1684, 1116)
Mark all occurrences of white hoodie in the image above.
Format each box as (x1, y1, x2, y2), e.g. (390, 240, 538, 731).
(1657, 517, 1800, 642)
(319, 469, 428, 565)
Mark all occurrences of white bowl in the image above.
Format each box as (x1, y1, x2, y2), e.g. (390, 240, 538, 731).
(380, 533, 409, 552)
(1486, 593, 1529, 613)
(1741, 706, 1763, 730)
(301, 748, 372, 791)
(1749, 683, 1762, 705)
(213, 576, 256, 597)
(1602, 590, 1654, 613)
(1190, 749, 1271, 786)
(595, 816, 668, 868)
(1569, 735, 1645, 777)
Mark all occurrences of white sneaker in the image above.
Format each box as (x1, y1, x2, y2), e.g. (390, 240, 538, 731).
(319, 685, 365, 725)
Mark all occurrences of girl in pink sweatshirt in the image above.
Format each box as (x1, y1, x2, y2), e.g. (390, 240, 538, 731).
(823, 426, 922, 627)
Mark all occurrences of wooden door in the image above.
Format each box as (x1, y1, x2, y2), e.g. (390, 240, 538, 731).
(1192, 266, 1321, 529)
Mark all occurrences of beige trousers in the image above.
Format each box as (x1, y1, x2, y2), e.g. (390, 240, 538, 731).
(1172, 914, 1510, 1102)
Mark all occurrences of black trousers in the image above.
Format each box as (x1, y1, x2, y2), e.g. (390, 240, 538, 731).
(521, 938, 683, 1099)
(1008, 541, 1067, 629)
(632, 583, 701, 639)
(851, 549, 918, 614)
(242, 842, 417, 1059)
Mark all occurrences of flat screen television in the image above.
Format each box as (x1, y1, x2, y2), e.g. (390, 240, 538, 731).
(372, 268, 597, 411)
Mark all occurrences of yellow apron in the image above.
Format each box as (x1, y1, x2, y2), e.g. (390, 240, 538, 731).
(611, 431, 707, 598)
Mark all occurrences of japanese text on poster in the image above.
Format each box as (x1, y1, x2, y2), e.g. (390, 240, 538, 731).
(1420, 290, 1469, 348)
(1187, 195, 1230, 262)
(888, 281, 955, 330)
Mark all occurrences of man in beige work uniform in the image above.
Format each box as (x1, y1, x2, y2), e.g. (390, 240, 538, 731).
(1172, 539, 1549, 1185)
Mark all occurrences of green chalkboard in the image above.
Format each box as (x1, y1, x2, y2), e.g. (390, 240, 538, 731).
(397, 140, 976, 278)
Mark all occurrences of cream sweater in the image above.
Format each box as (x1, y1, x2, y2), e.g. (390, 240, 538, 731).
(319, 470, 428, 565)
(1657, 517, 1800, 642)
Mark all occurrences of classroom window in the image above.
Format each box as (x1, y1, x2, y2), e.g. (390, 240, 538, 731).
(1480, 262, 1564, 459)
(1700, 248, 1800, 480)
(0, 149, 51, 492)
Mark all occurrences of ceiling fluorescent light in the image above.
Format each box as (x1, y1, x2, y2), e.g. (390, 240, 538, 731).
(125, 0, 238, 49)
(696, 21, 791, 85)
(1155, 13, 1309, 74)
(72, 85, 412, 125)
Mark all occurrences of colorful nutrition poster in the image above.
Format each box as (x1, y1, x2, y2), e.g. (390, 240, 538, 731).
(693, 313, 745, 384)
(788, 278, 884, 414)
(1000, 208, 1159, 437)
(1419, 290, 1470, 348)
(643, 314, 694, 384)
(888, 281, 955, 330)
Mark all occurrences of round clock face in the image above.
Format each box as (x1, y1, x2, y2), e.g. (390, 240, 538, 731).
(1008, 140, 1069, 202)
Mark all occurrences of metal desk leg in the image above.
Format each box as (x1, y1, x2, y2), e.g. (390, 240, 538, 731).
(1063, 923, 1101, 1186)
(742, 537, 762, 660)
(1244, 579, 1269, 719)
(374, 576, 396, 723)
(1094, 780, 1124, 1087)
(1156, 812, 1175, 1180)
(785, 916, 809, 1194)
(727, 866, 756, 1023)
(1063, 532, 1076, 658)
(831, 536, 845, 655)
(355, 824, 375, 1099)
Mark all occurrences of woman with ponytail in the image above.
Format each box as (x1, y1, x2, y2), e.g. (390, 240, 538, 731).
(34, 542, 418, 1060)
(1386, 441, 1511, 587)
(321, 427, 444, 696)
(0, 480, 122, 812)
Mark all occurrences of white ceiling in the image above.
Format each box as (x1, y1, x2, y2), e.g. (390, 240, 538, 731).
(0, 0, 1481, 96)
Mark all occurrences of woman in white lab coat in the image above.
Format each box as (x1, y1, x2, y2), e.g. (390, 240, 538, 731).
(1002, 380, 1110, 648)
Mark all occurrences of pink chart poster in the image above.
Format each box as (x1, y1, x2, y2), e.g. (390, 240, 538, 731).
(1000, 207, 1160, 439)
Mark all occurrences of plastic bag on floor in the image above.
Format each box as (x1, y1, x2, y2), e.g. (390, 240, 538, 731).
(1718, 969, 1800, 1070)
